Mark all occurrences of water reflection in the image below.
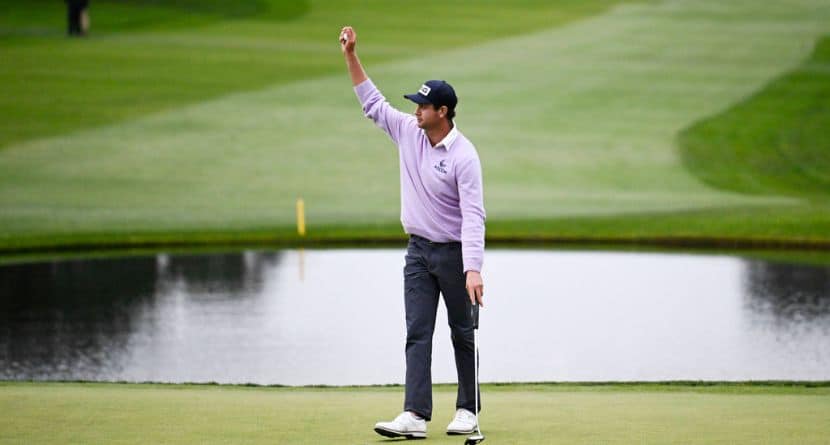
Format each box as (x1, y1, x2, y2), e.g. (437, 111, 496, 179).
(0, 257, 156, 380)
(0, 252, 281, 381)
(155, 251, 280, 295)
(1, 249, 828, 384)
(737, 260, 830, 379)
(744, 260, 830, 323)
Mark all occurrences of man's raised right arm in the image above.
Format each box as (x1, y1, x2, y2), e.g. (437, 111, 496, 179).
(341, 26, 414, 144)
(340, 26, 367, 86)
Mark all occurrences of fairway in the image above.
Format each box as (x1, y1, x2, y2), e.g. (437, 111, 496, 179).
(1, 0, 830, 251)
(1, 382, 828, 444)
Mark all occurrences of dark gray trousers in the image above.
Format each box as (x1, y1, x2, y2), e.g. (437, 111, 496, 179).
(403, 234, 479, 421)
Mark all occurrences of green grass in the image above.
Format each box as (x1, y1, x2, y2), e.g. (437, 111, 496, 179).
(1, 382, 829, 444)
(679, 36, 830, 199)
(0, 0, 626, 150)
(1, 0, 830, 255)
(487, 205, 830, 246)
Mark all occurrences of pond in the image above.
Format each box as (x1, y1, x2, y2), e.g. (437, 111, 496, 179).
(1, 248, 828, 385)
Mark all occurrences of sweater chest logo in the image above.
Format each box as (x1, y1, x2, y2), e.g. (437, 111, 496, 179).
(434, 159, 449, 174)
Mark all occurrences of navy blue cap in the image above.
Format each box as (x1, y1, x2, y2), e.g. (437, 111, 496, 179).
(404, 80, 458, 110)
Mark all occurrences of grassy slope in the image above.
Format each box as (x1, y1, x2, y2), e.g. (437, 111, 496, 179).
(679, 36, 830, 199)
(1, 382, 829, 444)
(1, 1, 830, 253)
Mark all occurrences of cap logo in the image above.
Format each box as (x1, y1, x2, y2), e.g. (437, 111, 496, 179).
(418, 85, 431, 96)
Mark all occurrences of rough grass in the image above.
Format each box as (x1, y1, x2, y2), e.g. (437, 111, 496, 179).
(1, 382, 829, 444)
(679, 36, 830, 200)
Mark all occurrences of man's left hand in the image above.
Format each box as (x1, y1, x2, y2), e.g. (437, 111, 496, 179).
(466, 271, 484, 307)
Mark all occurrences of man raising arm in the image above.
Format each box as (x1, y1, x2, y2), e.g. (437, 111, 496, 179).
(341, 27, 367, 86)
(340, 26, 486, 440)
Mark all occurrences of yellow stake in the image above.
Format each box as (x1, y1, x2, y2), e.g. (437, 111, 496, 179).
(296, 198, 306, 237)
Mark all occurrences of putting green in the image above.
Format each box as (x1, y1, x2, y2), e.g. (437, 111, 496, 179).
(1, 1, 829, 250)
(1, 382, 828, 444)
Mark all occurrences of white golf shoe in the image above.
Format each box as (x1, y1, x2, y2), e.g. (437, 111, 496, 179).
(446, 408, 477, 435)
(374, 411, 427, 439)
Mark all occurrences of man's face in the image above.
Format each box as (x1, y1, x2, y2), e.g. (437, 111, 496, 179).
(415, 103, 446, 129)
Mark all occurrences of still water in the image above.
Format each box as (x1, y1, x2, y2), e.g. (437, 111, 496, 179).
(1, 249, 829, 385)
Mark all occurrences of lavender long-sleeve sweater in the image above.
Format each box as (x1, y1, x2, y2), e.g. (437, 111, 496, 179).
(355, 79, 485, 272)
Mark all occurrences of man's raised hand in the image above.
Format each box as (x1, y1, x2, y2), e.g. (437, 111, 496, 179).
(340, 26, 356, 54)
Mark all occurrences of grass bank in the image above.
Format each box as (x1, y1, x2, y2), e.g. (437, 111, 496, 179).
(1, 381, 828, 444)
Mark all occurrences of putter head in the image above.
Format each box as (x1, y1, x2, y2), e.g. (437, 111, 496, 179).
(464, 433, 485, 445)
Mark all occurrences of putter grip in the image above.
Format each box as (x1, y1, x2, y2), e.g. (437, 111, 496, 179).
(471, 302, 479, 329)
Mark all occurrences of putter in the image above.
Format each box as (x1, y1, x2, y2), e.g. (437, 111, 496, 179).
(465, 302, 485, 445)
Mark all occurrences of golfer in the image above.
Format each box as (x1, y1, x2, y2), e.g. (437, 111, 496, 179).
(340, 26, 486, 439)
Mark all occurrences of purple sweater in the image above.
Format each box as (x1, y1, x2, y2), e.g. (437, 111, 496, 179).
(355, 79, 486, 272)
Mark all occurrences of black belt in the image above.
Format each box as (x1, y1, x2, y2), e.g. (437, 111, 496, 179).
(410, 234, 460, 246)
